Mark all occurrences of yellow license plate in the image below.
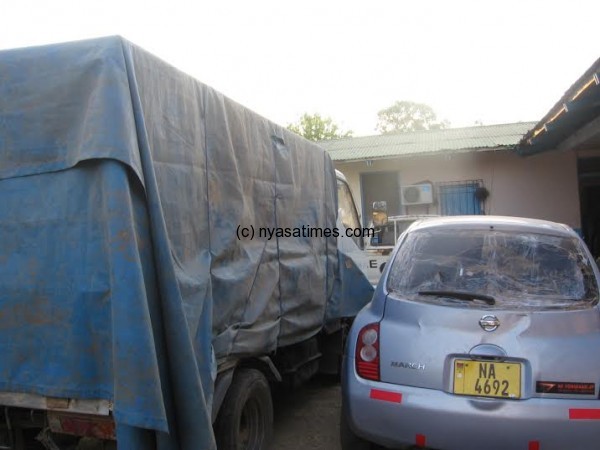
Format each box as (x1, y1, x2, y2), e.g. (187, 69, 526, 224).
(453, 359, 521, 399)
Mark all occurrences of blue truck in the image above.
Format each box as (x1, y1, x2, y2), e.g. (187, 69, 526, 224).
(0, 37, 373, 449)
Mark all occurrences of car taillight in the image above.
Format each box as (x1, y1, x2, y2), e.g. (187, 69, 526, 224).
(355, 323, 380, 381)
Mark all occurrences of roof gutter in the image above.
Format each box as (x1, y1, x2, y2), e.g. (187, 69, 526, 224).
(330, 145, 514, 163)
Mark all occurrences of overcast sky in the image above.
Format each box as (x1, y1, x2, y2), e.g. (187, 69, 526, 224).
(2, 0, 599, 136)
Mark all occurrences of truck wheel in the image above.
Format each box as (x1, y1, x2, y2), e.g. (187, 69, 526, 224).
(215, 368, 273, 450)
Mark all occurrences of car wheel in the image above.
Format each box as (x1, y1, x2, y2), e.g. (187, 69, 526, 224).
(214, 368, 273, 450)
(340, 407, 377, 450)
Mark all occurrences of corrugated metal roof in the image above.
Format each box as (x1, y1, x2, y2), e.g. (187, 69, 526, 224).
(320, 122, 536, 162)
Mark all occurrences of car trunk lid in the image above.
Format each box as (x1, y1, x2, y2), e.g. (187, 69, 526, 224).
(379, 294, 600, 400)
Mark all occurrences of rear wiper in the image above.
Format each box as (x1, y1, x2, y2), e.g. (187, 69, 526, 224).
(418, 290, 496, 305)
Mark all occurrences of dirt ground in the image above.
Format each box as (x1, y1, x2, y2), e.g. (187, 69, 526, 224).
(271, 375, 342, 450)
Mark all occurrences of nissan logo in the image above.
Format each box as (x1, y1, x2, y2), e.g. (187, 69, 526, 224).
(479, 315, 500, 332)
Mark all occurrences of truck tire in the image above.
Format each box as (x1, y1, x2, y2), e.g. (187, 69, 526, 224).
(214, 368, 273, 450)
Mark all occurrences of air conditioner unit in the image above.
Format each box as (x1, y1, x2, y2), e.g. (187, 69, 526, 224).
(401, 183, 433, 205)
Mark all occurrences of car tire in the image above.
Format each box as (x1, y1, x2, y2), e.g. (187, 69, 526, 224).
(214, 368, 273, 450)
(340, 407, 377, 450)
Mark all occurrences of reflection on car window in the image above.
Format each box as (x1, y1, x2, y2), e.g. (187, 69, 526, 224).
(387, 229, 598, 309)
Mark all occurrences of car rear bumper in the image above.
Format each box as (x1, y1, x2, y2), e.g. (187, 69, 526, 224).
(343, 359, 600, 450)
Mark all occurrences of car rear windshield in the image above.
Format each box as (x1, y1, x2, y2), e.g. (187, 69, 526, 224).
(387, 228, 599, 309)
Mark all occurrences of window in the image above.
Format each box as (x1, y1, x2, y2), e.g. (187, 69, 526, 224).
(387, 228, 598, 310)
(337, 179, 363, 249)
(438, 180, 484, 215)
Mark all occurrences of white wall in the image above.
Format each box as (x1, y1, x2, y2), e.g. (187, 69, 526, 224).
(335, 149, 581, 230)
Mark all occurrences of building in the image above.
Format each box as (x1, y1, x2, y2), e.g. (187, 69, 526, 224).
(321, 122, 580, 235)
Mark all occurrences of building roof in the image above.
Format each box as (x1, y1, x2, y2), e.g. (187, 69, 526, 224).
(517, 57, 600, 156)
(320, 122, 536, 162)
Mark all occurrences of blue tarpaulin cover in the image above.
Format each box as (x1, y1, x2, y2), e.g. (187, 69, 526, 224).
(0, 37, 373, 449)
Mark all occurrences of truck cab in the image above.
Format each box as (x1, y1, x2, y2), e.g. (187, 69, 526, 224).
(364, 213, 438, 285)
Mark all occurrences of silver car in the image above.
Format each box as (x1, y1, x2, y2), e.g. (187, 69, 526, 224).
(341, 216, 600, 450)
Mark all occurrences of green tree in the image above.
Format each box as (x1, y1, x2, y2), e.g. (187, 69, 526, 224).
(376, 101, 449, 134)
(287, 113, 352, 141)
